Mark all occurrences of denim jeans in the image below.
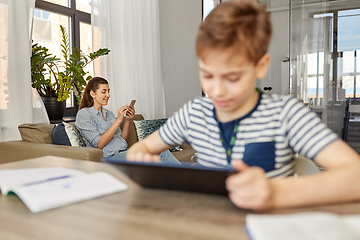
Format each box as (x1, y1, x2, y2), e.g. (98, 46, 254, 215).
(106, 149, 181, 165)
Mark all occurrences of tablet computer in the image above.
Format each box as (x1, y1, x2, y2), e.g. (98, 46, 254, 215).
(104, 158, 236, 196)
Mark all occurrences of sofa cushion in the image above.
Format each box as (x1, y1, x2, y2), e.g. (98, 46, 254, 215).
(133, 119, 181, 152)
(51, 123, 70, 146)
(18, 123, 56, 144)
(120, 114, 145, 147)
(51, 122, 85, 147)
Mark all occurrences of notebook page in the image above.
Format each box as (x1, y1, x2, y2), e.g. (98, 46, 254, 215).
(342, 215, 360, 237)
(13, 171, 128, 213)
(246, 212, 360, 240)
(0, 167, 86, 195)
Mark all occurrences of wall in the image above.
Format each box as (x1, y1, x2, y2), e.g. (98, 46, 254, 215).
(259, 9, 289, 95)
(222, 0, 290, 94)
(159, 0, 202, 117)
(158, 0, 290, 116)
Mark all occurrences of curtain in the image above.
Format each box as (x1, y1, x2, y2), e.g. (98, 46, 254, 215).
(0, 0, 49, 142)
(91, 0, 166, 119)
(291, 17, 332, 104)
(290, 14, 345, 135)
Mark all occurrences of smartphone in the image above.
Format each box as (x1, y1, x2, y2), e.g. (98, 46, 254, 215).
(124, 100, 136, 117)
(129, 100, 136, 107)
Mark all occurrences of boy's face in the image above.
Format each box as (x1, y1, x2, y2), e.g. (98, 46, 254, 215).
(199, 48, 269, 121)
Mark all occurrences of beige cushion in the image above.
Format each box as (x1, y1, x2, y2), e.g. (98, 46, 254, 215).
(18, 123, 56, 144)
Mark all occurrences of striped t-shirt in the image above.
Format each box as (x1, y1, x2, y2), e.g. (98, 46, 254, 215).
(158, 92, 338, 178)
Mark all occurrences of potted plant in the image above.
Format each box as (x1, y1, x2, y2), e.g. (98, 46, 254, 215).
(31, 25, 110, 121)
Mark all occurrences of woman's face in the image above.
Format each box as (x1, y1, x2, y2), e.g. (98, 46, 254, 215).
(90, 84, 110, 108)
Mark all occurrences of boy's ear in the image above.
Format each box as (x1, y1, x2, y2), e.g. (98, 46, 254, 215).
(255, 54, 270, 80)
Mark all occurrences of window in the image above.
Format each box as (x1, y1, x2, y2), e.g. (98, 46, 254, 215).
(76, 0, 91, 14)
(203, 0, 220, 21)
(308, 9, 360, 103)
(337, 9, 360, 99)
(42, 0, 69, 8)
(33, 9, 53, 42)
(79, 22, 93, 81)
(202, 0, 220, 96)
(33, 0, 91, 118)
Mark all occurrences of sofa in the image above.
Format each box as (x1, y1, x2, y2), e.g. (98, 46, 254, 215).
(0, 114, 195, 164)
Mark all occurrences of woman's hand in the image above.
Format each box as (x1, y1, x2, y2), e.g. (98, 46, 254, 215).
(124, 105, 135, 120)
(226, 160, 274, 210)
(117, 105, 128, 122)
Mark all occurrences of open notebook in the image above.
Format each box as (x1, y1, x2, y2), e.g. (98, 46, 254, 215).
(246, 212, 360, 240)
(0, 167, 128, 213)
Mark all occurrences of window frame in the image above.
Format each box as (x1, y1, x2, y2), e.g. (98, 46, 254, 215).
(310, 8, 360, 102)
(34, 0, 91, 119)
(201, 0, 220, 96)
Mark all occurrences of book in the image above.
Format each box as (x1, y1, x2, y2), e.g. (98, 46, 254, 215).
(246, 212, 360, 240)
(0, 167, 128, 213)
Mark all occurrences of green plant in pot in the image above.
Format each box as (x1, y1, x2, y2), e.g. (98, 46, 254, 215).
(31, 25, 110, 122)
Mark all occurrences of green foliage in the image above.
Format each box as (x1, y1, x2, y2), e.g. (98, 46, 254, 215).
(31, 25, 110, 103)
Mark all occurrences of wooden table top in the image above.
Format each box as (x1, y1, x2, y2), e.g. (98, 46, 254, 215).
(1, 156, 360, 240)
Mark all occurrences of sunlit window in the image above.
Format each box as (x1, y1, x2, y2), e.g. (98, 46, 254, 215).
(42, 0, 69, 8)
(202, 0, 220, 97)
(33, 11, 69, 55)
(80, 21, 93, 79)
(203, 0, 215, 21)
(33, 0, 91, 115)
(76, 0, 91, 14)
(309, 10, 360, 101)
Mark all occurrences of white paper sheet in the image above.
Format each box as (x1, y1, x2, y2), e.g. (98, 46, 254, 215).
(13, 171, 128, 213)
(0, 167, 86, 195)
(246, 212, 360, 240)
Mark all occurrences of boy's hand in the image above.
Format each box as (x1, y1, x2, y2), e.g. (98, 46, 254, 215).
(226, 160, 274, 210)
(126, 151, 161, 163)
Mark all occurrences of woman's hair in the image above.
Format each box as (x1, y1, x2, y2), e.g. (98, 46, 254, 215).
(196, 0, 272, 65)
(79, 77, 108, 110)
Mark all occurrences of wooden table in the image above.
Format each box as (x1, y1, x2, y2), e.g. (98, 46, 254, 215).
(1, 156, 360, 240)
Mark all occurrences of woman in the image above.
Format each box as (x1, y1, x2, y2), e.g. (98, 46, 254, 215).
(75, 77, 180, 163)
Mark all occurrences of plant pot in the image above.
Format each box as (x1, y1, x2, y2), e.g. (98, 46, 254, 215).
(41, 97, 66, 122)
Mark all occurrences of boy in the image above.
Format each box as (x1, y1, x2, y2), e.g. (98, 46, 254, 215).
(127, 0, 360, 210)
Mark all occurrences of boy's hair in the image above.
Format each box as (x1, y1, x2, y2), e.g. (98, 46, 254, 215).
(196, 0, 272, 65)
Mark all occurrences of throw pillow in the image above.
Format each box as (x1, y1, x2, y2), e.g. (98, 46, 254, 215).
(51, 122, 85, 147)
(18, 123, 55, 144)
(133, 119, 182, 152)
